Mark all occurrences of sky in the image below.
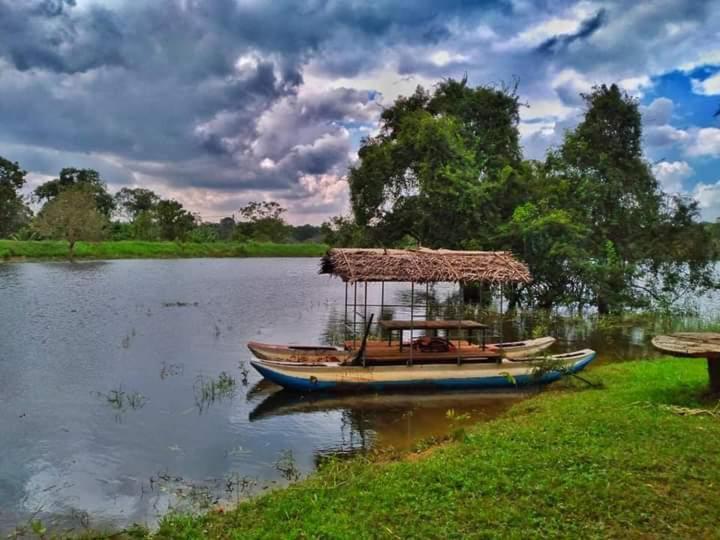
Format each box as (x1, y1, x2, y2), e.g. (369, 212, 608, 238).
(0, 0, 719, 224)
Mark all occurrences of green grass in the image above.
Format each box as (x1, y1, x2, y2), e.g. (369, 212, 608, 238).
(142, 358, 720, 539)
(0, 240, 328, 260)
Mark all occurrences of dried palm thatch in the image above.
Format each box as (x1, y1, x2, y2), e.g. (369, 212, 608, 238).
(320, 248, 532, 284)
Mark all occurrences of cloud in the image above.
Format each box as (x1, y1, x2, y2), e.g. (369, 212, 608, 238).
(2, 0, 720, 222)
(652, 160, 693, 193)
(686, 128, 720, 157)
(692, 181, 720, 221)
(641, 97, 674, 125)
(536, 9, 607, 55)
(691, 71, 720, 95)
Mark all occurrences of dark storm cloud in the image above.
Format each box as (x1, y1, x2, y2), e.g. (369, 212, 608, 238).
(0, 0, 505, 196)
(1, 0, 719, 221)
(536, 9, 607, 55)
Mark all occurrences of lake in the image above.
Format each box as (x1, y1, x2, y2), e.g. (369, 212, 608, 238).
(0, 258, 712, 533)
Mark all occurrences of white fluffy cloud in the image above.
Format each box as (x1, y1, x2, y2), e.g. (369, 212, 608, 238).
(686, 128, 720, 157)
(691, 72, 720, 95)
(692, 181, 720, 221)
(641, 97, 673, 125)
(652, 160, 693, 193)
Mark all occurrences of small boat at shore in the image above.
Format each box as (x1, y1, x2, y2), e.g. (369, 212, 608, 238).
(249, 349, 596, 392)
(247, 336, 556, 365)
(247, 342, 351, 364)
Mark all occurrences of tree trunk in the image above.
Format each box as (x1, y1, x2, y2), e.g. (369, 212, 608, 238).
(597, 295, 610, 315)
(708, 357, 720, 394)
(68, 240, 75, 260)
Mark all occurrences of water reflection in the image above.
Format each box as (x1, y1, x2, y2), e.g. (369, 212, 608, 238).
(247, 383, 528, 460)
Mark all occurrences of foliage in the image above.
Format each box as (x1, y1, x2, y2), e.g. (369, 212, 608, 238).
(320, 215, 367, 247)
(32, 188, 108, 257)
(148, 359, 720, 539)
(217, 216, 236, 241)
(348, 80, 718, 311)
(0, 156, 32, 238)
(34, 168, 115, 217)
(237, 201, 289, 242)
(290, 223, 323, 243)
(114, 187, 160, 220)
(188, 224, 220, 243)
(155, 199, 197, 241)
(349, 77, 522, 248)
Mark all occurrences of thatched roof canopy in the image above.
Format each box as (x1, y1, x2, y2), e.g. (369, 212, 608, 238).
(320, 248, 531, 284)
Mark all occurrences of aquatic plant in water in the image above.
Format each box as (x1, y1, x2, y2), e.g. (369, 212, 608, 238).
(95, 386, 147, 413)
(193, 372, 237, 413)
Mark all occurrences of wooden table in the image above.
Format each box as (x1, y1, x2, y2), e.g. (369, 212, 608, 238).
(652, 333, 720, 393)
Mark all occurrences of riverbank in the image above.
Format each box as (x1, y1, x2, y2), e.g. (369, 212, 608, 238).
(0, 240, 328, 260)
(84, 358, 719, 539)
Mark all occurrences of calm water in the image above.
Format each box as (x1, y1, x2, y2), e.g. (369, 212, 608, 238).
(0, 259, 714, 533)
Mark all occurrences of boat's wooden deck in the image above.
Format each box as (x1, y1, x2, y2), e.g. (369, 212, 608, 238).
(345, 339, 478, 350)
(341, 342, 502, 365)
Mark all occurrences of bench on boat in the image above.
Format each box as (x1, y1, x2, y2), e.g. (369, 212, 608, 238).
(377, 319, 489, 351)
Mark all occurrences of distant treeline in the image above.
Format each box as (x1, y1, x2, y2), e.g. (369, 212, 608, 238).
(0, 162, 331, 255)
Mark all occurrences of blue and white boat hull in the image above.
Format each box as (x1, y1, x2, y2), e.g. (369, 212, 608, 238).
(250, 349, 596, 392)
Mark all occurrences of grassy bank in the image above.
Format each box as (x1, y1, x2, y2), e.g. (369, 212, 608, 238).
(136, 358, 720, 539)
(0, 240, 328, 260)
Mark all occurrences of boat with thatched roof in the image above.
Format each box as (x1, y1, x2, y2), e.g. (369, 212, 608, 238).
(248, 247, 593, 390)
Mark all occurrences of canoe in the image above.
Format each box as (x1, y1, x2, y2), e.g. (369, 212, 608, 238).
(249, 349, 596, 392)
(247, 341, 352, 364)
(248, 336, 555, 365)
(487, 336, 556, 359)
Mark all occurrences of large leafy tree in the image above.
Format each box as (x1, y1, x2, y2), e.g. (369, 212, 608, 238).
(155, 199, 196, 241)
(34, 168, 115, 217)
(33, 188, 108, 257)
(349, 78, 522, 248)
(114, 187, 160, 220)
(517, 84, 717, 312)
(0, 156, 31, 238)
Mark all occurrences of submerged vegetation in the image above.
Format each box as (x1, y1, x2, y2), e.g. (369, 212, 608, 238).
(0, 239, 327, 260)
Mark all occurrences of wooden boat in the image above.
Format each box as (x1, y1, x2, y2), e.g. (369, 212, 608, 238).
(247, 341, 352, 364)
(249, 336, 555, 364)
(249, 349, 596, 392)
(487, 336, 556, 359)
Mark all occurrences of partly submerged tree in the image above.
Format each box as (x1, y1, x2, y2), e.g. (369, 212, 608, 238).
(347, 80, 717, 312)
(513, 84, 717, 312)
(0, 156, 32, 238)
(34, 168, 115, 217)
(33, 188, 107, 257)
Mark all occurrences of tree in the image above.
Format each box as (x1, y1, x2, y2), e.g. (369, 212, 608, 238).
(290, 224, 322, 243)
(320, 216, 367, 247)
(33, 188, 107, 257)
(238, 201, 289, 242)
(35, 168, 115, 217)
(218, 217, 236, 241)
(155, 199, 196, 241)
(526, 84, 717, 312)
(348, 78, 522, 248)
(114, 187, 160, 220)
(0, 156, 31, 238)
